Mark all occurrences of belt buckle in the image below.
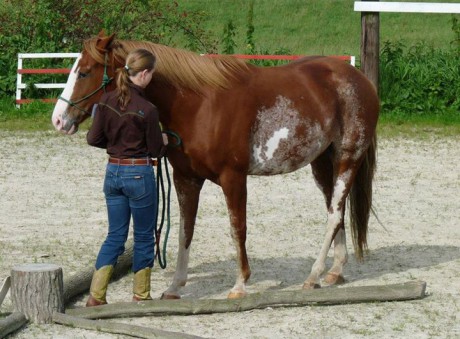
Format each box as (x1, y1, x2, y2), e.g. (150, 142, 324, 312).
(131, 158, 135, 165)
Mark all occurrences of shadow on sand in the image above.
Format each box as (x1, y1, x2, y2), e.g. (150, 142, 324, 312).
(174, 244, 460, 298)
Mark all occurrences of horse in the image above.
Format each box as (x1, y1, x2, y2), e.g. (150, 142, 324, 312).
(52, 31, 379, 299)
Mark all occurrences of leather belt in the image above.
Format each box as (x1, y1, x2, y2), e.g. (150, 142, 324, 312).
(108, 157, 157, 166)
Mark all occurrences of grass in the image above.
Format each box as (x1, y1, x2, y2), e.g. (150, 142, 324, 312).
(377, 112, 460, 138)
(0, 99, 93, 131)
(2, 1, 458, 132)
(176, 0, 458, 55)
(2, 100, 459, 139)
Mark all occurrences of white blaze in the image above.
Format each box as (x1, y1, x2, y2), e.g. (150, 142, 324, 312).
(51, 54, 81, 129)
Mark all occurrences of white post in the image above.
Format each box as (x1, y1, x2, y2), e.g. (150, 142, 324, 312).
(16, 55, 23, 108)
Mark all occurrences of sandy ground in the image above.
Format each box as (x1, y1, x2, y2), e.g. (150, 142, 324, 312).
(0, 130, 459, 338)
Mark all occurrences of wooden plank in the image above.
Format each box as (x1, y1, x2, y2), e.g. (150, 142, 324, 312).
(18, 53, 80, 59)
(52, 312, 205, 339)
(34, 84, 67, 89)
(16, 99, 58, 104)
(17, 84, 67, 90)
(62, 239, 134, 303)
(204, 54, 354, 63)
(18, 69, 71, 74)
(0, 276, 10, 307)
(354, 1, 460, 14)
(67, 281, 427, 320)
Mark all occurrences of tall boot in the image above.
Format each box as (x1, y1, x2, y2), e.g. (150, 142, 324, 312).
(86, 265, 114, 307)
(132, 267, 152, 301)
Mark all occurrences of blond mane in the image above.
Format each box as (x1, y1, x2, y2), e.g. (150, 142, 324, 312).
(83, 37, 250, 93)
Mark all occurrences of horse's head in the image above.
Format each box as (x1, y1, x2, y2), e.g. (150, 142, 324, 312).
(52, 32, 119, 134)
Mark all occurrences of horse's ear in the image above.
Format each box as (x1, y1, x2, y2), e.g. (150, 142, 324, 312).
(97, 33, 115, 51)
(97, 30, 107, 38)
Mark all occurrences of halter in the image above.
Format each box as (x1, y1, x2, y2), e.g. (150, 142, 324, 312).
(59, 53, 113, 115)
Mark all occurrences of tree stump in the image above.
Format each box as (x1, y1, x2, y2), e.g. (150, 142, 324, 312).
(11, 263, 64, 324)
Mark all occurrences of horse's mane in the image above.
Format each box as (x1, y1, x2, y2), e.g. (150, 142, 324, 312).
(83, 37, 250, 93)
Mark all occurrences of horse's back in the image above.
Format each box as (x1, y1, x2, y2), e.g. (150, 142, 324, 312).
(282, 55, 379, 128)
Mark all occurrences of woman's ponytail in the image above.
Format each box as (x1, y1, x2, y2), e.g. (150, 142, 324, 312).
(115, 49, 156, 111)
(115, 65, 131, 111)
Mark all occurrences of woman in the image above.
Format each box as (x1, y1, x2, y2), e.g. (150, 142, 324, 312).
(86, 49, 167, 307)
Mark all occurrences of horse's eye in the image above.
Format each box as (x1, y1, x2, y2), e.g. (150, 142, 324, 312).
(78, 72, 88, 79)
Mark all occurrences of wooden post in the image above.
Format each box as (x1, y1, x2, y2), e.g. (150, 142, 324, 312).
(11, 263, 64, 324)
(360, 0, 380, 92)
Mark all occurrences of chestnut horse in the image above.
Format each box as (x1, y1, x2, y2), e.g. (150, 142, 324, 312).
(52, 32, 378, 299)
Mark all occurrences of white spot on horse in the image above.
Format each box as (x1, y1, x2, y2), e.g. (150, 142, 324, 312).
(331, 179, 346, 213)
(249, 95, 330, 175)
(253, 127, 289, 163)
(266, 127, 289, 159)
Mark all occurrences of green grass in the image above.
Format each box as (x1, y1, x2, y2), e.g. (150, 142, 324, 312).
(2, 1, 458, 131)
(0, 99, 53, 130)
(1, 99, 458, 139)
(177, 0, 458, 55)
(378, 112, 460, 138)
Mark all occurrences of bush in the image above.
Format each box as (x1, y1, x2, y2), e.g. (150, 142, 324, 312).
(380, 40, 460, 116)
(0, 0, 217, 98)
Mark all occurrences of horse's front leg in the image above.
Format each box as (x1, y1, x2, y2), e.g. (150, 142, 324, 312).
(161, 173, 204, 299)
(220, 170, 250, 299)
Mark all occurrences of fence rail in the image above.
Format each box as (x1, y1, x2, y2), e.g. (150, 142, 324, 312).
(16, 53, 80, 106)
(355, 1, 460, 14)
(204, 54, 356, 65)
(16, 53, 355, 106)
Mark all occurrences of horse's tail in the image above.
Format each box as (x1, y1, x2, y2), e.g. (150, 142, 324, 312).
(348, 133, 377, 260)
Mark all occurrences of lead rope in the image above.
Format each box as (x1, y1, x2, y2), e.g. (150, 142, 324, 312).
(155, 156, 171, 269)
(154, 130, 182, 269)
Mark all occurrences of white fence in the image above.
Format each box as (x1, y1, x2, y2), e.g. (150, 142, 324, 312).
(355, 1, 460, 14)
(16, 53, 355, 107)
(16, 53, 80, 107)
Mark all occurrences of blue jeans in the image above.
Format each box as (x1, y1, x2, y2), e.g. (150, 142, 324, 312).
(95, 163, 157, 273)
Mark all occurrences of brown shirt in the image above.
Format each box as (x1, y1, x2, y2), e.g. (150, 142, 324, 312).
(87, 84, 165, 159)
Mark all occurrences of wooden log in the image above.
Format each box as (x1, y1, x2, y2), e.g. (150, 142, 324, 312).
(0, 312, 28, 338)
(0, 276, 11, 307)
(10, 263, 64, 324)
(52, 312, 205, 339)
(360, 0, 380, 92)
(67, 280, 427, 319)
(63, 239, 134, 303)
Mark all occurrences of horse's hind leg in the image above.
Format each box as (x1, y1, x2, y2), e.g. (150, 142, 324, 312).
(305, 146, 367, 289)
(161, 173, 204, 299)
(309, 151, 348, 287)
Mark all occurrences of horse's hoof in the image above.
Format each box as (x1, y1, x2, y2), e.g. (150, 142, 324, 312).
(323, 273, 346, 286)
(227, 291, 247, 299)
(160, 293, 181, 300)
(302, 281, 321, 290)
